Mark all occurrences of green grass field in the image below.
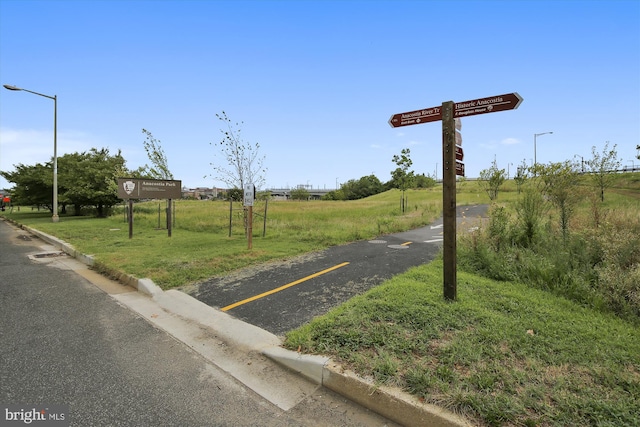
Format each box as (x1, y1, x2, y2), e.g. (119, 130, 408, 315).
(2, 174, 639, 426)
(1, 187, 461, 288)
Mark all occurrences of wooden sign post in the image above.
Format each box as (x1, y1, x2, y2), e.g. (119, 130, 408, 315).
(442, 101, 457, 300)
(389, 93, 522, 300)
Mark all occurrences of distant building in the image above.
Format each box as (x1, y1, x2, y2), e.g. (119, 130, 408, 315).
(181, 187, 223, 200)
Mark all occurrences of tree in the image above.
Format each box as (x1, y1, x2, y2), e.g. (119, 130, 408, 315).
(141, 129, 173, 180)
(535, 161, 581, 239)
(341, 175, 383, 200)
(210, 111, 266, 190)
(2, 148, 125, 217)
(478, 160, 506, 200)
(391, 148, 415, 212)
(58, 148, 125, 217)
(322, 189, 346, 200)
(414, 173, 437, 189)
(513, 159, 529, 194)
(0, 162, 52, 209)
(290, 187, 310, 201)
(586, 141, 620, 202)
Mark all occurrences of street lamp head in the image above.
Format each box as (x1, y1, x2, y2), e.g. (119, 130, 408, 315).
(3, 84, 22, 91)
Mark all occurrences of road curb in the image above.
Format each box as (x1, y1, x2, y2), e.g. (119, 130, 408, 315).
(12, 220, 471, 427)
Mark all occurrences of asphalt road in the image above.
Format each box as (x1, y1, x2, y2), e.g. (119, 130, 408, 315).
(0, 219, 398, 427)
(185, 205, 488, 336)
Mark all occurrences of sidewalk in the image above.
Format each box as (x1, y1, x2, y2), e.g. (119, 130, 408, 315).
(11, 219, 470, 427)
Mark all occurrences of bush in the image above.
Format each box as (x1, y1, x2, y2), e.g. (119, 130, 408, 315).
(459, 200, 640, 324)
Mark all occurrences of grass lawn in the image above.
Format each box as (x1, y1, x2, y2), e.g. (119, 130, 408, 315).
(284, 260, 640, 426)
(1, 187, 455, 288)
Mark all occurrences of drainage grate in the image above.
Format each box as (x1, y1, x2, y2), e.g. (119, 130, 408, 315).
(368, 240, 387, 244)
(18, 235, 32, 241)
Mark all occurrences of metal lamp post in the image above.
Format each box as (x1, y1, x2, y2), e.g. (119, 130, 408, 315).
(3, 84, 59, 222)
(533, 131, 553, 173)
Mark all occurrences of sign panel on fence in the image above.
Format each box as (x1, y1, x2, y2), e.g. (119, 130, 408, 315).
(117, 178, 182, 199)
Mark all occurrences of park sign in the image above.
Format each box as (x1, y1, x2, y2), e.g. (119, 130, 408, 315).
(118, 178, 182, 200)
(388, 92, 523, 128)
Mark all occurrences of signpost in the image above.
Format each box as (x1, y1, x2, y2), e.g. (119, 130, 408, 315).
(117, 178, 182, 239)
(389, 92, 522, 300)
(243, 183, 255, 249)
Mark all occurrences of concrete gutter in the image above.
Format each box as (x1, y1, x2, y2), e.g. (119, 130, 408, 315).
(13, 221, 471, 427)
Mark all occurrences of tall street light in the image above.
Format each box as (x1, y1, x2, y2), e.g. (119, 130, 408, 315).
(534, 131, 553, 173)
(3, 84, 59, 222)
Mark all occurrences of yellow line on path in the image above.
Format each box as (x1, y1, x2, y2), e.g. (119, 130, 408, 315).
(401, 241, 412, 246)
(221, 262, 351, 312)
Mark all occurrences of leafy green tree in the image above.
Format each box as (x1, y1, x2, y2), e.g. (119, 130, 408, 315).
(226, 188, 243, 202)
(58, 148, 126, 217)
(515, 186, 548, 246)
(390, 149, 415, 191)
(290, 187, 310, 200)
(513, 159, 529, 194)
(141, 129, 174, 179)
(2, 148, 125, 217)
(391, 148, 415, 212)
(586, 141, 620, 202)
(342, 174, 383, 200)
(0, 162, 52, 209)
(414, 173, 437, 189)
(535, 161, 581, 239)
(211, 111, 266, 190)
(479, 160, 506, 200)
(322, 189, 346, 200)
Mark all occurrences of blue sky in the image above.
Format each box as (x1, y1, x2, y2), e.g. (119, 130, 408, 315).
(1, 0, 638, 191)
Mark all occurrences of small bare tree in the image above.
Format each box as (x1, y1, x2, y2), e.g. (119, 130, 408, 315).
(210, 111, 266, 190)
(586, 141, 620, 202)
(141, 129, 173, 180)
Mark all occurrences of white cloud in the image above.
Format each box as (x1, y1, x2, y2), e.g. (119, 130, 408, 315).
(501, 137, 520, 145)
(0, 127, 98, 169)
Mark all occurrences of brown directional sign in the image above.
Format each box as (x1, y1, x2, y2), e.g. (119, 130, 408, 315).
(455, 145, 463, 161)
(388, 92, 522, 127)
(454, 92, 523, 119)
(456, 161, 465, 176)
(388, 106, 442, 127)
